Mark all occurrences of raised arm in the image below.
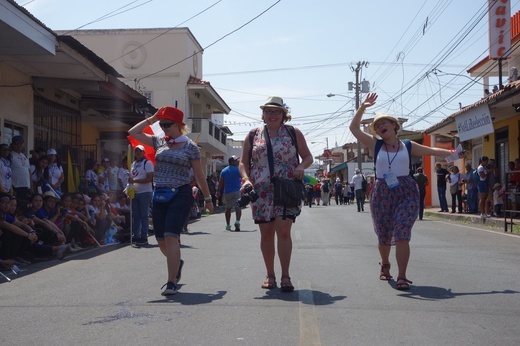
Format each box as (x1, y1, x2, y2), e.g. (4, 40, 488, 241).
(349, 93, 379, 150)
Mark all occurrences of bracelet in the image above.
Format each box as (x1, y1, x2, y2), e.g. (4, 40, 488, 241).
(204, 197, 212, 202)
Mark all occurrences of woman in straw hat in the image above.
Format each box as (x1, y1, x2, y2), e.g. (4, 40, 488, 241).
(129, 106, 214, 296)
(349, 93, 458, 290)
(239, 96, 313, 292)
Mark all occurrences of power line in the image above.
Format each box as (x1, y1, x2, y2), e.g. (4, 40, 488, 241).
(137, 0, 283, 83)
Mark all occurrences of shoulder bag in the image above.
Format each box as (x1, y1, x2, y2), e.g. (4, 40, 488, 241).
(264, 126, 306, 212)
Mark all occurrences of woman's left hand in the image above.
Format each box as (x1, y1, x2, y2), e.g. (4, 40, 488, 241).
(294, 165, 305, 180)
(204, 201, 214, 214)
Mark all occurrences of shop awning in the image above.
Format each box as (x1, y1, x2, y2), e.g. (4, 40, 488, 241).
(331, 162, 348, 172)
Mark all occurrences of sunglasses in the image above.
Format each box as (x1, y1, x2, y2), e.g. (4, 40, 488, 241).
(159, 122, 175, 129)
(263, 109, 283, 116)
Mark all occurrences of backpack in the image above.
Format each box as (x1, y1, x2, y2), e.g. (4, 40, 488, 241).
(472, 169, 479, 182)
(322, 183, 329, 193)
(374, 139, 412, 176)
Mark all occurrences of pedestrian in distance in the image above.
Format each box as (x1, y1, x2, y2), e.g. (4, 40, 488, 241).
(447, 165, 463, 214)
(349, 92, 460, 291)
(435, 163, 450, 212)
(412, 167, 428, 220)
(216, 155, 242, 231)
(350, 168, 365, 212)
(334, 178, 343, 205)
(128, 106, 214, 296)
(477, 156, 490, 218)
(239, 96, 313, 292)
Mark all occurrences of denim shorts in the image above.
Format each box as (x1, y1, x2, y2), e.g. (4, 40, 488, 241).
(152, 184, 194, 240)
(477, 180, 489, 194)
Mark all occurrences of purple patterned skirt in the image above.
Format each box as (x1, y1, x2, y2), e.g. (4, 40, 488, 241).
(370, 176, 419, 245)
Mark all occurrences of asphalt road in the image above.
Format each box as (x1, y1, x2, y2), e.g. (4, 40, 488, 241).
(1, 202, 519, 346)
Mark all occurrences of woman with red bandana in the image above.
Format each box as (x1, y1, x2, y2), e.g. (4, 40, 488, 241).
(349, 93, 457, 291)
(128, 106, 213, 296)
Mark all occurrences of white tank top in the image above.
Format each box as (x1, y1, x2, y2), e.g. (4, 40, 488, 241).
(375, 142, 410, 178)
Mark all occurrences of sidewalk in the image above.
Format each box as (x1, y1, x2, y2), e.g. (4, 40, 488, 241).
(423, 207, 519, 234)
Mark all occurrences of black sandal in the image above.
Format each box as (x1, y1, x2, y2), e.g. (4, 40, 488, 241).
(280, 275, 294, 292)
(396, 277, 412, 290)
(261, 275, 277, 289)
(379, 262, 392, 281)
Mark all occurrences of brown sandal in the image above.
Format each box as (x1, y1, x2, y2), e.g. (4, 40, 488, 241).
(280, 275, 294, 292)
(261, 275, 277, 289)
(396, 277, 413, 290)
(379, 262, 392, 281)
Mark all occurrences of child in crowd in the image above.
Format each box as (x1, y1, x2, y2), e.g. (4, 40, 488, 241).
(493, 183, 504, 217)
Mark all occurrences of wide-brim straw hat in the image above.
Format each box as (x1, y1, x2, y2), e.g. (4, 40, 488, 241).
(369, 113, 400, 132)
(260, 96, 288, 113)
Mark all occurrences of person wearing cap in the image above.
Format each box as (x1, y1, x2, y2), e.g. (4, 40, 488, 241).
(216, 155, 243, 231)
(0, 143, 13, 196)
(492, 183, 504, 217)
(239, 96, 313, 292)
(349, 93, 458, 291)
(128, 106, 214, 296)
(46, 149, 64, 195)
(350, 168, 366, 212)
(127, 145, 154, 245)
(9, 136, 31, 201)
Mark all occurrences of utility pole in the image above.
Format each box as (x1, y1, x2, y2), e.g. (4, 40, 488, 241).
(350, 61, 369, 171)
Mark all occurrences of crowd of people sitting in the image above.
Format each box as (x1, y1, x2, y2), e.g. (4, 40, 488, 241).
(0, 136, 133, 277)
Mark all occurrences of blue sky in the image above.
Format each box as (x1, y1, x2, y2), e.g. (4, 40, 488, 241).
(23, 0, 520, 158)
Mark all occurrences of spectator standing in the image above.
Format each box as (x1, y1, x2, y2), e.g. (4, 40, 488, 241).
(350, 168, 365, 212)
(349, 92, 457, 291)
(239, 96, 313, 292)
(413, 167, 428, 220)
(128, 106, 214, 296)
(486, 159, 498, 216)
(98, 158, 110, 192)
(435, 163, 450, 212)
(9, 136, 31, 202)
(447, 166, 463, 213)
(128, 145, 154, 246)
(84, 159, 100, 196)
(0, 144, 13, 195)
(334, 178, 343, 205)
(30, 155, 49, 194)
(216, 156, 242, 232)
(462, 162, 478, 214)
(46, 149, 64, 196)
(477, 156, 490, 218)
(107, 158, 120, 194)
(117, 158, 130, 192)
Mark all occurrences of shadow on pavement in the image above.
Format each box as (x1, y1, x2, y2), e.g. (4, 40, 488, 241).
(396, 285, 519, 301)
(255, 289, 347, 305)
(148, 290, 227, 305)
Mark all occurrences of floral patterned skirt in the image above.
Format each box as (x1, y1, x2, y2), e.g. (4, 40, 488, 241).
(251, 181, 301, 223)
(370, 176, 419, 245)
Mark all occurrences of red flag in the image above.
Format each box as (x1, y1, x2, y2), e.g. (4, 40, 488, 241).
(127, 125, 156, 164)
